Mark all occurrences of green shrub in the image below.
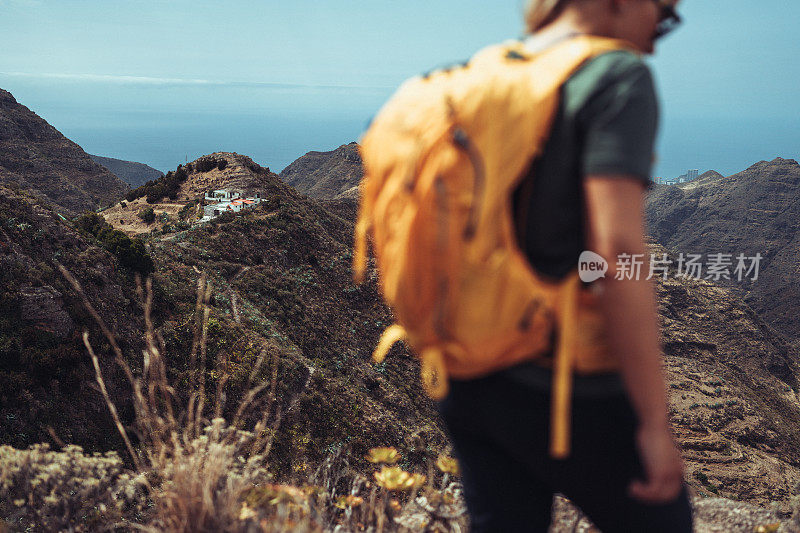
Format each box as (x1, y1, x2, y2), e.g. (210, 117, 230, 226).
(73, 213, 154, 274)
(74, 212, 109, 236)
(126, 164, 191, 204)
(138, 207, 155, 224)
(178, 200, 198, 221)
(194, 157, 228, 173)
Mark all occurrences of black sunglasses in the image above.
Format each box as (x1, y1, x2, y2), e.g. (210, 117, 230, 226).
(651, 0, 682, 40)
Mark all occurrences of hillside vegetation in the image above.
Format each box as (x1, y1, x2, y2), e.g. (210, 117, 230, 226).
(3, 148, 800, 531)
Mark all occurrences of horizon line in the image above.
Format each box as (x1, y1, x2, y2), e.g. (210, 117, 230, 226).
(0, 71, 394, 90)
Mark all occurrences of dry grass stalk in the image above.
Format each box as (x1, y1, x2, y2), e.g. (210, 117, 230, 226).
(58, 265, 286, 532)
(83, 331, 143, 473)
(55, 264, 471, 532)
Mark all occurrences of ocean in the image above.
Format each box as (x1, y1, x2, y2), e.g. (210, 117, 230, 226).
(3, 79, 798, 178)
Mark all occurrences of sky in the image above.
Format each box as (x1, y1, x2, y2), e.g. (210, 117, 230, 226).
(0, 0, 798, 178)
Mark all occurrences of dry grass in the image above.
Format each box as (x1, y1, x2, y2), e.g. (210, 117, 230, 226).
(0, 443, 147, 532)
(29, 265, 469, 532)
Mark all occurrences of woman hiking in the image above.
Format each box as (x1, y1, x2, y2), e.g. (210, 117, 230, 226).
(432, 0, 694, 531)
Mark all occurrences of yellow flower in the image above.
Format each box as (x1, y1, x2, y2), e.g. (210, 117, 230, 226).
(334, 495, 364, 509)
(366, 446, 400, 464)
(410, 473, 427, 489)
(374, 466, 416, 491)
(436, 454, 459, 475)
(754, 524, 780, 533)
(258, 483, 307, 505)
(239, 504, 257, 521)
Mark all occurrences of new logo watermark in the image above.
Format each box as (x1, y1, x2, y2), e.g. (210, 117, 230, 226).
(578, 251, 609, 282)
(578, 251, 763, 282)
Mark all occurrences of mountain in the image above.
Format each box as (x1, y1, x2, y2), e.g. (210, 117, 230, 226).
(142, 166, 449, 479)
(0, 185, 145, 451)
(5, 137, 800, 529)
(652, 243, 800, 510)
(280, 142, 362, 200)
(646, 157, 800, 344)
(177, 152, 275, 199)
(0, 88, 129, 216)
(1, 156, 451, 481)
(680, 169, 725, 189)
(100, 152, 279, 236)
(89, 154, 164, 188)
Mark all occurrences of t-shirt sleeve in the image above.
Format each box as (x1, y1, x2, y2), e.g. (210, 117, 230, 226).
(578, 54, 659, 188)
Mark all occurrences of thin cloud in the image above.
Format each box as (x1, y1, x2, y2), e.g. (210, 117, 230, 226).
(0, 0, 43, 6)
(0, 71, 392, 90)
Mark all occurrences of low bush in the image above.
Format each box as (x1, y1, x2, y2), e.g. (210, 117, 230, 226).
(0, 444, 147, 532)
(138, 207, 155, 224)
(126, 165, 190, 204)
(73, 213, 154, 274)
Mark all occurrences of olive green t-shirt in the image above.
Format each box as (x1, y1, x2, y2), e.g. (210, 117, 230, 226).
(502, 49, 659, 395)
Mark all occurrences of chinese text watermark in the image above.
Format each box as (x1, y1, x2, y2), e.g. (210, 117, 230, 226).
(578, 251, 762, 283)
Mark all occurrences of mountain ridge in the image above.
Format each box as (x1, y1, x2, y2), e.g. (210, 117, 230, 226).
(0, 87, 129, 216)
(646, 157, 800, 343)
(280, 142, 362, 200)
(89, 154, 164, 188)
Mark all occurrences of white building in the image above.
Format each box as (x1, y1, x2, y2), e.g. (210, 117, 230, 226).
(205, 189, 240, 202)
(659, 169, 700, 186)
(200, 189, 262, 221)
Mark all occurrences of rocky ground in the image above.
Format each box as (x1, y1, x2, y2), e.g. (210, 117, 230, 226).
(649, 241, 800, 511)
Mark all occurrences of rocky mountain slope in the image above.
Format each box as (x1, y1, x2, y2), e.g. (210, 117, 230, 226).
(646, 157, 800, 344)
(89, 154, 163, 188)
(0, 88, 129, 216)
(652, 242, 800, 511)
(177, 152, 275, 200)
(143, 167, 449, 480)
(681, 169, 725, 189)
(0, 185, 144, 451)
(280, 142, 362, 200)
(0, 155, 450, 482)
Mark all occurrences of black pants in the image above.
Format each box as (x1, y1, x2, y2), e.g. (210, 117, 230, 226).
(435, 372, 693, 533)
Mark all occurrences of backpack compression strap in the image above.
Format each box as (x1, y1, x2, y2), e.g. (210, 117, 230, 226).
(550, 271, 582, 459)
(372, 324, 451, 400)
(370, 271, 583, 458)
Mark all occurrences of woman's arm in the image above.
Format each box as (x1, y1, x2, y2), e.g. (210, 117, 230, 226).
(583, 174, 684, 503)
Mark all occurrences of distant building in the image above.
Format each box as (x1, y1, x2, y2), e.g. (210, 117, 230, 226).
(205, 189, 240, 201)
(200, 189, 262, 221)
(659, 169, 700, 185)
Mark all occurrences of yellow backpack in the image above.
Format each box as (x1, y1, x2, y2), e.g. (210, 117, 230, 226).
(353, 35, 634, 458)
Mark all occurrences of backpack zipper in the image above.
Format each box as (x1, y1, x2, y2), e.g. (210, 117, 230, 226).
(433, 176, 450, 341)
(452, 127, 485, 240)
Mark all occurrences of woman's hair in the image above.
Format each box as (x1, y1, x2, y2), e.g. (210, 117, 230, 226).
(523, 0, 566, 33)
